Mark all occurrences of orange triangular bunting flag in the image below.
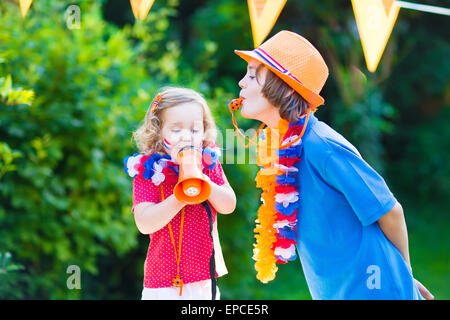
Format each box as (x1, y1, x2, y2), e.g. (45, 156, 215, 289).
(351, 0, 400, 72)
(138, 0, 154, 20)
(382, 0, 394, 15)
(20, 0, 32, 18)
(130, 0, 141, 19)
(254, 0, 266, 18)
(248, 0, 287, 47)
(130, 0, 155, 20)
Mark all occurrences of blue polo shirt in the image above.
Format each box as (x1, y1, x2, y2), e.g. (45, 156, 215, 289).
(293, 112, 423, 300)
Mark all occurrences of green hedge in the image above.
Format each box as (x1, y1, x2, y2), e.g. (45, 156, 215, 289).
(0, 0, 182, 299)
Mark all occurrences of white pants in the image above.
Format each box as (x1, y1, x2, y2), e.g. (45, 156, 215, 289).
(141, 279, 221, 300)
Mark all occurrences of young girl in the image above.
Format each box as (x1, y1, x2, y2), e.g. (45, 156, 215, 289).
(124, 87, 236, 300)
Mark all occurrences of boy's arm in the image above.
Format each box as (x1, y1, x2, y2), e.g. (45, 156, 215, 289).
(377, 201, 434, 299)
(377, 201, 411, 266)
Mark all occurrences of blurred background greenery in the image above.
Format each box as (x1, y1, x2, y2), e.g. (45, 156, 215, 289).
(0, 0, 448, 299)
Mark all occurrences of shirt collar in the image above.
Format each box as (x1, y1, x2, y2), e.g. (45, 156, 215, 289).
(288, 110, 318, 138)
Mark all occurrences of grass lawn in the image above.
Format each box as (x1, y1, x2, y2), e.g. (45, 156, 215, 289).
(406, 202, 450, 300)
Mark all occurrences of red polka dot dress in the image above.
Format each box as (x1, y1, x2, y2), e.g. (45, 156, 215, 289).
(132, 161, 228, 289)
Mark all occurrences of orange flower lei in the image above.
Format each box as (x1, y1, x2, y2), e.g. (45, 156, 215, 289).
(228, 98, 313, 283)
(253, 121, 290, 283)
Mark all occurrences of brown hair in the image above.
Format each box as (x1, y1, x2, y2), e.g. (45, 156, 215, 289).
(256, 65, 311, 123)
(132, 87, 217, 154)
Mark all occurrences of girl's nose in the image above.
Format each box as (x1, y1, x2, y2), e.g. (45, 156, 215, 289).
(181, 131, 193, 143)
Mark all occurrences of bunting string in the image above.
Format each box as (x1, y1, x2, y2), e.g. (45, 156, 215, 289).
(396, 1, 450, 16)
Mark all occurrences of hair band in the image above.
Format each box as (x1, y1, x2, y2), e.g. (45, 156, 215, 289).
(151, 93, 161, 113)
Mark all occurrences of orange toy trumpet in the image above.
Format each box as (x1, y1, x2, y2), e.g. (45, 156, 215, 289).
(173, 146, 211, 205)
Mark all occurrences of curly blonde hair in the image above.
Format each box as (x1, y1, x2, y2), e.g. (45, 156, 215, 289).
(132, 87, 217, 155)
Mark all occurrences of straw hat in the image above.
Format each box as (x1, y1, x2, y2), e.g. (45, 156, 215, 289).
(235, 30, 329, 108)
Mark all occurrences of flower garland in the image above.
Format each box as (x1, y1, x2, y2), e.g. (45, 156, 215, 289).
(253, 119, 305, 283)
(123, 145, 221, 185)
(202, 144, 221, 170)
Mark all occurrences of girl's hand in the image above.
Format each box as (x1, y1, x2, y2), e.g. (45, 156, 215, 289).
(414, 278, 434, 300)
(169, 141, 194, 163)
(202, 173, 236, 214)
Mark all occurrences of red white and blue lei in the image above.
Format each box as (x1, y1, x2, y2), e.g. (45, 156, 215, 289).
(273, 128, 303, 263)
(123, 145, 221, 185)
